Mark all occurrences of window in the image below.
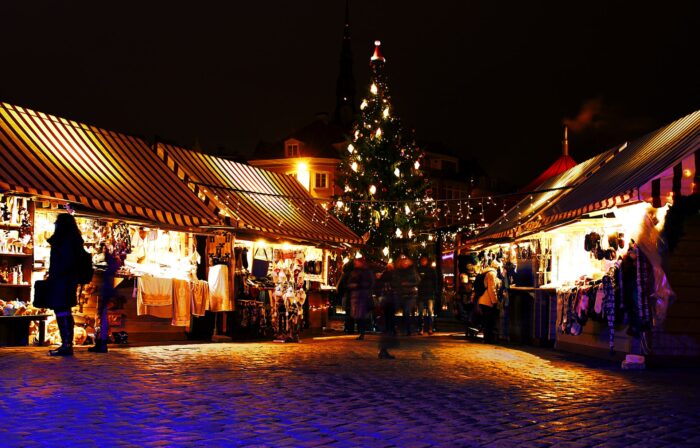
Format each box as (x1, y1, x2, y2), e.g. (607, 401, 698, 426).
(286, 143, 300, 157)
(315, 172, 328, 189)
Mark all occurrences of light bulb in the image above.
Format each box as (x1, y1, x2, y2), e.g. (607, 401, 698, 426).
(395, 228, 403, 238)
(347, 143, 354, 153)
(394, 168, 400, 177)
(351, 162, 358, 172)
(371, 83, 378, 95)
(404, 204, 411, 214)
(383, 107, 390, 118)
(408, 229, 414, 238)
(336, 200, 344, 208)
(369, 185, 377, 195)
(376, 128, 382, 139)
(360, 100, 368, 110)
(414, 160, 420, 170)
(382, 247, 389, 256)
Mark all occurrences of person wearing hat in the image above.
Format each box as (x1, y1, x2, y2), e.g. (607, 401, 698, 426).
(477, 259, 501, 343)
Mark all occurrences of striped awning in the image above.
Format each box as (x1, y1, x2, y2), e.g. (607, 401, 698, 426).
(156, 143, 362, 245)
(461, 109, 700, 250)
(544, 109, 700, 221)
(465, 146, 620, 246)
(0, 102, 216, 228)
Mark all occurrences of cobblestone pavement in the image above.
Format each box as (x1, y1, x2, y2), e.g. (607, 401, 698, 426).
(1, 335, 700, 448)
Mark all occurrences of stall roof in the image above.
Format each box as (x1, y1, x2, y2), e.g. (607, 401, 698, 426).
(462, 109, 700, 249)
(544, 109, 700, 221)
(156, 143, 363, 246)
(467, 147, 619, 246)
(0, 103, 217, 228)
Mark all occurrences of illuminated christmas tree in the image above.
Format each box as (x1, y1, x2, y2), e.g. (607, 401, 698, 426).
(334, 40, 433, 260)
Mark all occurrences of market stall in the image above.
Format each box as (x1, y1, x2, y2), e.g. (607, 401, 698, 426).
(0, 102, 219, 345)
(155, 143, 362, 339)
(459, 109, 700, 366)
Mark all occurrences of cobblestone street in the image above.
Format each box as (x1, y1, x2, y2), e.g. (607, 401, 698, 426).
(2, 335, 700, 447)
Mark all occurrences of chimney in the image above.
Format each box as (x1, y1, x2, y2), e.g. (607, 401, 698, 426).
(562, 125, 569, 156)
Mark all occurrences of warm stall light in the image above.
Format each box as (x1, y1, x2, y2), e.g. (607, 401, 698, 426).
(347, 144, 355, 154)
(256, 239, 267, 247)
(414, 161, 420, 170)
(369, 185, 377, 195)
(395, 228, 403, 238)
(360, 100, 368, 110)
(370, 83, 378, 94)
(382, 247, 389, 256)
(684, 169, 692, 177)
(394, 168, 400, 177)
(355, 251, 363, 259)
(383, 107, 390, 118)
(351, 162, 359, 172)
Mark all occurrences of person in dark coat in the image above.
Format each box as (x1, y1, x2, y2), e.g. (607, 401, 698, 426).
(347, 256, 374, 340)
(417, 256, 438, 335)
(336, 261, 355, 334)
(89, 242, 120, 353)
(47, 213, 84, 357)
(395, 255, 420, 336)
(376, 263, 398, 358)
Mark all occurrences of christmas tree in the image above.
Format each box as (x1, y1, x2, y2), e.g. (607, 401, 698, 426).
(334, 41, 433, 260)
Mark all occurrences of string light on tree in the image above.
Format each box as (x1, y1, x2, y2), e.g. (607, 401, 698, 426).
(332, 40, 433, 260)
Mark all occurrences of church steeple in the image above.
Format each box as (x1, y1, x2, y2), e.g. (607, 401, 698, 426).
(334, 0, 356, 132)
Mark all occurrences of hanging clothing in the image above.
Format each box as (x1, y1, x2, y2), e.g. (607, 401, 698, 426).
(137, 275, 173, 306)
(172, 279, 191, 327)
(190, 280, 210, 316)
(209, 264, 232, 312)
(602, 272, 616, 353)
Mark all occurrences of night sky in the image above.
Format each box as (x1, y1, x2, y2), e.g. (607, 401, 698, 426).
(1, 1, 698, 188)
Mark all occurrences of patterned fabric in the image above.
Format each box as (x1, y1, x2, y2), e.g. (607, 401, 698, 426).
(602, 272, 616, 353)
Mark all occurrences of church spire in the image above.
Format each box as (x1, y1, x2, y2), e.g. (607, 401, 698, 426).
(334, 0, 356, 132)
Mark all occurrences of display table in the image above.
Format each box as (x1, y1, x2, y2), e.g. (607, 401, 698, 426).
(508, 286, 557, 346)
(0, 314, 50, 346)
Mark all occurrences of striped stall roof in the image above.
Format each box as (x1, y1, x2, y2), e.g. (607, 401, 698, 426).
(156, 143, 362, 245)
(467, 147, 619, 246)
(0, 103, 216, 228)
(545, 109, 700, 220)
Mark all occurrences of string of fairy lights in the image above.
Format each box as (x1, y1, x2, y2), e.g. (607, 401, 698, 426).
(194, 180, 573, 232)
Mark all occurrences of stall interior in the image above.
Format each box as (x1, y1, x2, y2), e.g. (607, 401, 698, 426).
(31, 206, 209, 345)
(231, 239, 327, 341)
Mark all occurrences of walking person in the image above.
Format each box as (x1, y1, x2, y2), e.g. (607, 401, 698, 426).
(477, 259, 501, 343)
(416, 256, 437, 335)
(336, 261, 355, 334)
(89, 242, 120, 353)
(376, 263, 398, 358)
(46, 213, 84, 357)
(347, 256, 374, 340)
(395, 254, 419, 336)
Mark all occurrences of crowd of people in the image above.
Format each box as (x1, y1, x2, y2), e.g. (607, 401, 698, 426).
(337, 253, 439, 359)
(336, 250, 513, 359)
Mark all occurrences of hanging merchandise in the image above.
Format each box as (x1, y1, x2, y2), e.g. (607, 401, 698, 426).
(251, 247, 271, 278)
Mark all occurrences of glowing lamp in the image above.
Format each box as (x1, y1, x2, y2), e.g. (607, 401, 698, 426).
(395, 228, 403, 238)
(414, 161, 420, 170)
(360, 100, 368, 110)
(383, 107, 390, 118)
(347, 143, 355, 153)
(369, 185, 377, 195)
(351, 162, 359, 172)
(684, 169, 692, 177)
(376, 128, 382, 139)
(371, 83, 378, 95)
(382, 247, 389, 256)
(394, 168, 400, 177)
(296, 161, 310, 190)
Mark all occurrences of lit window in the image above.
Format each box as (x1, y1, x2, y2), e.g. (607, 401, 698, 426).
(315, 172, 328, 189)
(286, 143, 300, 157)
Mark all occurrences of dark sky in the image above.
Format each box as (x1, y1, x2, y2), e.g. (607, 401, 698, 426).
(1, 1, 698, 188)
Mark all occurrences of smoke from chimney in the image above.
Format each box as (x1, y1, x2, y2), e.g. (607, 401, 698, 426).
(564, 97, 603, 132)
